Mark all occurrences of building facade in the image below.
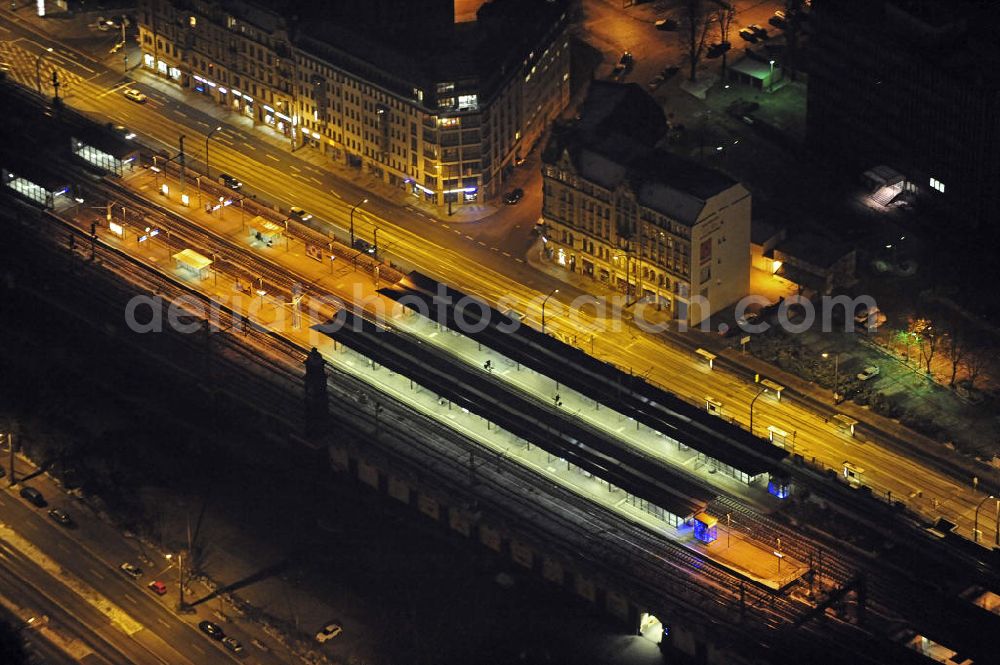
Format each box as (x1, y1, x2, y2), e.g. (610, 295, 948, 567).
(541, 84, 750, 325)
(807, 0, 1000, 227)
(136, 0, 571, 207)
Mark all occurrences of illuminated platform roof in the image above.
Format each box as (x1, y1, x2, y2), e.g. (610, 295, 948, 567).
(381, 272, 788, 480)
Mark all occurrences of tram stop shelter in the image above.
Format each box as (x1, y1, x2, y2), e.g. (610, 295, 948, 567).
(248, 216, 283, 246)
(172, 249, 212, 279)
(1, 158, 71, 210)
(71, 127, 139, 177)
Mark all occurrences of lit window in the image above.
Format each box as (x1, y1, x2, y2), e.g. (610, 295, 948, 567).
(929, 177, 945, 193)
(189, 16, 196, 27)
(439, 117, 459, 128)
(436, 82, 454, 94)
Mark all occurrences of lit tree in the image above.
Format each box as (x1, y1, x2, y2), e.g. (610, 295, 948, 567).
(908, 317, 941, 376)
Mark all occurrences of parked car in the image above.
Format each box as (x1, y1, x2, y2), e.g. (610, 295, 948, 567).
(655, 18, 678, 31)
(769, 10, 787, 27)
(503, 188, 524, 205)
(738, 28, 758, 43)
(611, 50, 633, 78)
(661, 65, 680, 81)
(706, 42, 732, 58)
(198, 621, 225, 640)
(218, 173, 242, 190)
(147, 580, 167, 595)
(19, 486, 46, 507)
(47, 509, 73, 527)
(122, 88, 148, 104)
(222, 637, 244, 654)
(857, 366, 880, 381)
(289, 206, 313, 222)
(353, 238, 375, 254)
(315, 621, 343, 643)
(647, 74, 665, 91)
(120, 563, 143, 579)
(95, 16, 118, 31)
(748, 24, 769, 39)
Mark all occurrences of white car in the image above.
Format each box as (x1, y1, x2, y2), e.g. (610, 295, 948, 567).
(315, 621, 343, 643)
(123, 88, 148, 104)
(857, 366, 880, 381)
(120, 562, 143, 578)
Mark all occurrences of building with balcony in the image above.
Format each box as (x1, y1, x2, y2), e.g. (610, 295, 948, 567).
(807, 0, 1000, 228)
(136, 0, 571, 207)
(541, 82, 751, 325)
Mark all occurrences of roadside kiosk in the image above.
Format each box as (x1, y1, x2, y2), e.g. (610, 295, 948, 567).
(693, 513, 718, 544)
(843, 462, 865, 486)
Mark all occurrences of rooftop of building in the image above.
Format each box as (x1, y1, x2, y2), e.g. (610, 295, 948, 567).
(284, 0, 568, 99)
(773, 230, 854, 269)
(544, 82, 739, 226)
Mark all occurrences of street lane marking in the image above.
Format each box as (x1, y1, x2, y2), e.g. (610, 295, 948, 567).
(309, 176, 322, 185)
(265, 153, 279, 162)
(156, 618, 170, 628)
(242, 142, 255, 150)
(122, 593, 137, 604)
(189, 642, 205, 654)
(515, 258, 525, 263)
(289, 165, 301, 172)
(88, 567, 105, 580)
(329, 189, 341, 198)
(464, 235, 473, 240)
(502, 252, 512, 257)
(173, 110, 188, 118)
(98, 82, 131, 98)
(478, 241, 486, 246)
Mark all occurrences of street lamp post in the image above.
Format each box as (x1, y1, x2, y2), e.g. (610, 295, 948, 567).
(35, 47, 53, 94)
(769, 60, 775, 92)
(749, 386, 767, 436)
(973, 494, 996, 543)
(822, 352, 840, 402)
(373, 227, 379, 259)
(541, 288, 559, 335)
(166, 553, 186, 611)
(349, 198, 368, 247)
(204, 126, 222, 181)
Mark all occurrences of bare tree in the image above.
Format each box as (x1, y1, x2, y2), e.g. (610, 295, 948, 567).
(716, 1, 736, 76)
(908, 317, 941, 375)
(782, 0, 808, 81)
(941, 315, 968, 387)
(679, 0, 716, 82)
(961, 344, 999, 391)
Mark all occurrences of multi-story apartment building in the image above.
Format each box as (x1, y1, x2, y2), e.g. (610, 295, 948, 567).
(541, 83, 750, 325)
(808, 0, 1000, 228)
(136, 0, 571, 207)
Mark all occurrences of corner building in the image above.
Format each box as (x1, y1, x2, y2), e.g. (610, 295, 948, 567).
(137, 0, 571, 207)
(541, 83, 750, 326)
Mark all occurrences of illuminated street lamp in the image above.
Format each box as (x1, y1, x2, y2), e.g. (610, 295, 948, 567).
(349, 197, 368, 247)
(541, 288, 559, 335)
(821, 352, 841, 402)
(769, 60, 775, 92)
(204, 125, 223, 181)
(749, 385, 767, 436)
(35, 47, 53, 93)
(973, 494, 997, 544)
(165, 552, 186, 611)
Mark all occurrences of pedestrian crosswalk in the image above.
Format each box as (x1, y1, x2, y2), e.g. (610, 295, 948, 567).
(0, 39, 86, 98)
